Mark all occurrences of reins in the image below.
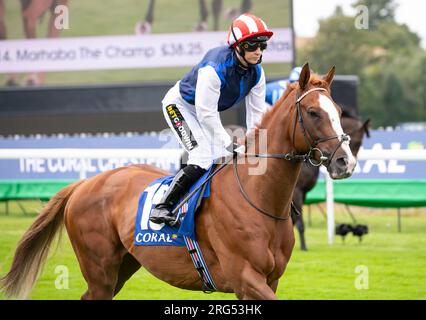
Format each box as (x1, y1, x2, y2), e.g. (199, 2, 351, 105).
(172, 155, 293, 224)
(245, 87, 349, 167)
(232, 154, 292, 221)
(172, 87, 350, 224)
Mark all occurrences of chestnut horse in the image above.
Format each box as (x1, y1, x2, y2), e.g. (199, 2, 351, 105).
(0, 63, 356, 300)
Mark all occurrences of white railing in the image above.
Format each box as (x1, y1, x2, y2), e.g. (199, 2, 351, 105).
(1, 148, 425, 245)
(324, 148, 426, 245)
(356, 149, 426, 161)
(0, 148, 182, 159)
(0, 148, 183, 179)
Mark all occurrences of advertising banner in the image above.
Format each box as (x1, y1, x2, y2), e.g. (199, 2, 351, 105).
(0, 133, 180, 179)
(319, 130, 426, 180)
(0, 129, 425, 181)
(0, 28, 293, 73)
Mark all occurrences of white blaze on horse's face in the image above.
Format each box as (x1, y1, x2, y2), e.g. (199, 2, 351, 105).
(318, 94, 357, 174)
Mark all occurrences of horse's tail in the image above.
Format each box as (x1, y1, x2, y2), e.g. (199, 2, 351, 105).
(0, 180, 84, 299)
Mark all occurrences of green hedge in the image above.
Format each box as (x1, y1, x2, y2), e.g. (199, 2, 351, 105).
(1, 179, 425, 208)
(306, 179, 426, 208)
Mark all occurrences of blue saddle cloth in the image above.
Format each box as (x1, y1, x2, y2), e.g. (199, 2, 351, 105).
(134, 165, 215, 246)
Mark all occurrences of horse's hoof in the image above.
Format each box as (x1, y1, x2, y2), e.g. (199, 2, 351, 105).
(25, 73, 43, 87)
(194, 21, 208, 32)
(5, 78, 19, 86)
(135, 21, 151, 34)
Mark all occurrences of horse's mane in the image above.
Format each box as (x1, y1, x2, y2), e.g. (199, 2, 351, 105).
(341, 107, 360, 120)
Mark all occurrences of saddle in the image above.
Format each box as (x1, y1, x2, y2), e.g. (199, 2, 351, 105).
(134, 165, 217, 292)
(134, 165, 215, 246)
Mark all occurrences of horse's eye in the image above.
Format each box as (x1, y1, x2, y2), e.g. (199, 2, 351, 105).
(307, 109, 320, 118)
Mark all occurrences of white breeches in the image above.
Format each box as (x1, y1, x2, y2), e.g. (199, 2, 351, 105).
(162, 82, 229, 169)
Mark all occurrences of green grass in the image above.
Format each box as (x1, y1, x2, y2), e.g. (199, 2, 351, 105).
(1, 0, 291, 85)
(1, 201, 425, 300)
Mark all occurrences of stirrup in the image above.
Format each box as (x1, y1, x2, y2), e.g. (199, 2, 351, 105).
(149, 165, 206, 226)
(150, 204, 179, 226)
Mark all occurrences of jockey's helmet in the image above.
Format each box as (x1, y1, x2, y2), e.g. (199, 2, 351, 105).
(227, 13, 273, 47)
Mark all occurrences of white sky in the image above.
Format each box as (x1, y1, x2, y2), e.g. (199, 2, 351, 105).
(293, 0, 426, 49)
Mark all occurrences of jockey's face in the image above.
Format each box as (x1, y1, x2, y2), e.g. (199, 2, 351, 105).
(235, 44, 264, 66)
(244, 46, 263, 64)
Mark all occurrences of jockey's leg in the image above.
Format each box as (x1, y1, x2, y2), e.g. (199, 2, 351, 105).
(151, 84, 215, 226)
(149, 164, 206, 226)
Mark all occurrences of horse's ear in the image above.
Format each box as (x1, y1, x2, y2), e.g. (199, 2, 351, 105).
(363, 118, 371, 138)
(299, 62, 310, 90)
(323, 65, 336, 86)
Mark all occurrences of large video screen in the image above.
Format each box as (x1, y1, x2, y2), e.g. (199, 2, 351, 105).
(0, 0, 292, 86)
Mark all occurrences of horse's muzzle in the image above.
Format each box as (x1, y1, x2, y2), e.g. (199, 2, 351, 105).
(328, 155, 356, 179)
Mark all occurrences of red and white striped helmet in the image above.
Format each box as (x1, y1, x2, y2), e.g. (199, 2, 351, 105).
(227, 13, 273, 47)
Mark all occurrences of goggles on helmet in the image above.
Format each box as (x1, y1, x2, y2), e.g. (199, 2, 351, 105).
(240, 41, 267, 52)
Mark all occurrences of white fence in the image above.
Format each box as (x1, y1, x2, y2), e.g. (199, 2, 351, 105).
(1, 148, 426, 244)
(0, 148, 183, 179)
(325, 148, 426, 244)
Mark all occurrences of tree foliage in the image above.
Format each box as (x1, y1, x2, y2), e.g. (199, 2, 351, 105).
(298, 0, 425, 127)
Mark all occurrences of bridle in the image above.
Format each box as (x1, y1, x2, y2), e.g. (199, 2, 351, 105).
(292, 87, 350, 166)
(234, 87, 350, 221)
(247, 87, 350, 167)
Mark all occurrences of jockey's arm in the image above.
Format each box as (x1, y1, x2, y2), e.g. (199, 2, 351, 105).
(195, 66, 232, 150)
(245, 67, 268, 131)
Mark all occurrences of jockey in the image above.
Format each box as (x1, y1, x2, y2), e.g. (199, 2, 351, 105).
(150, 13, 273, 226)
(265, 66, 301, 106)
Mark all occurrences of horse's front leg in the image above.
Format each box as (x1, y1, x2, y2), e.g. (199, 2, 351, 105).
(233, 264, 277, 300)
(0, 0, 6, 39)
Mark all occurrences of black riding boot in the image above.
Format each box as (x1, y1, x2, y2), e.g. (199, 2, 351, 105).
(149, 164, 206, 226)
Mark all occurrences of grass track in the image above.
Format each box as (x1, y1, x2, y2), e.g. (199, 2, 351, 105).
(1, 201, 425, 300)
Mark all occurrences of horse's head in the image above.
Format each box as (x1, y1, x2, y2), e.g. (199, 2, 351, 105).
(341, 114, 370, 156)
(289, 63, 357, 179)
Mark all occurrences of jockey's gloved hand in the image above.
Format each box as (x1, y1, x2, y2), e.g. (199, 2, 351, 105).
(226, 142, 246, 155)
